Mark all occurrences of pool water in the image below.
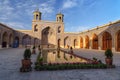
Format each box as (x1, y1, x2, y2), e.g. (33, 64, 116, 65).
(40, 49, 91, 64)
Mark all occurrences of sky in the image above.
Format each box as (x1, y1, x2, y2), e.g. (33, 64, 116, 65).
(0, 0, 120, 32)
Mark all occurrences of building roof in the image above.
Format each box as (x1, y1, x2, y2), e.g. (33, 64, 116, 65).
(0, 23, 14, 30)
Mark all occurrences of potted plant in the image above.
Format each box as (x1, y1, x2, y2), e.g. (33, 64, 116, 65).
(32, 46, 36, 54)
(20, 48, 32, 72)
(105, 49, 113, 66)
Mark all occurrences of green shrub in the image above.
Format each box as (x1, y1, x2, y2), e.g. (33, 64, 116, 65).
(24, 49, 31, 59)
(34, 63, 108, 71)
(105, 49, 113, 58)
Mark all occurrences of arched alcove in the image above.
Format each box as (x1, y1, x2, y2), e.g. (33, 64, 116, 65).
(92, 34, 98, 49)
(74, 39, 78, 48)
(41, 27, 55, 48)
(58, 39, 61, 47)
(116, 30, 120, 51)
(102, 32, 112, 50)
(22, 35, 31, 47)
(2, 32, 8, 48)
(14, 36, 19, 47)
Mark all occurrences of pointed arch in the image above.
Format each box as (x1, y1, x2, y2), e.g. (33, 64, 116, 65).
(14, 36, 19, 47)
(58, 26, 61, 33)
(22, 34, 31, 47)
(34, 24, 38, 32)
(85, 35, 89, 49)
(117, 30, 120, 51)
(58, 39, 61, 47)
(2, 32, 8, 48)
(80, 37, 83, 48)
(41, 26, 55, 45)
(92, 34, 98, 49)
(102, 32, 112, 50)
(74, 39, 78, 48)
(36, 14, 39, 20)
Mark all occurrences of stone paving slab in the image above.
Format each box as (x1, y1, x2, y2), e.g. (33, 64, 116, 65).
(0, 48, 120, 80)
(72, 49, 120, 66)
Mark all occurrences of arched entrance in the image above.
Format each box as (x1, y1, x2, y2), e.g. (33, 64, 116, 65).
(14, 37, 19, 48)
(74, 39, 78, 48)
(41, 27, 55, 48)
(117, 30, 120, 51)
(102, 32, 112, 50)
(58, 39, 61, 47)
(22, 35, 31, 47)
(92, 34, 98, 49)
(9, 34, 13, 47)
(85, 35, 89, 49)
(80, 37, 83, 48)
(2, 32, 8, 48)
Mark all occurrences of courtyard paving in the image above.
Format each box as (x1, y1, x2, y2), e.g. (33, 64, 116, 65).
(0, 48, 120, 80)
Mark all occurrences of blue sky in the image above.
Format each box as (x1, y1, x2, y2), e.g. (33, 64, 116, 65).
(0, 0, 120, 32)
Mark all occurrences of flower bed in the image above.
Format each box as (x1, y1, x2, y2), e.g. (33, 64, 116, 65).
(34, 62, 107, 71)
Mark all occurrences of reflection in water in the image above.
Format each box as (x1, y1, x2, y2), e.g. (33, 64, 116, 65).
(41, 49, 89, 64)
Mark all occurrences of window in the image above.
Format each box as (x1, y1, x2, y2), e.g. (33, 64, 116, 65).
(36, 15, 39, 20)
(58, 26, 61, 33)
(34, 25, 38, 32)
(59, 17, 61, 21)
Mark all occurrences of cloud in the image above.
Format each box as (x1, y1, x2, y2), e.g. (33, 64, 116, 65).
(65, 25, 91, 32)
(2, 22, 28, 29)
(61, 0, 77, 10)
(76, 26, 91, 32)
(0, 0, 56, 29)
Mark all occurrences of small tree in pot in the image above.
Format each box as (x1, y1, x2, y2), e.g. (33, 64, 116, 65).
(24, 49, 31, 59)
(105, 49, 113, 66)
(20, 48, 32, 72)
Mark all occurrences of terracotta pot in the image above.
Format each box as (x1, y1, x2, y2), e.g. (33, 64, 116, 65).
(105, 58, 113, 65)
(20, 59, 32, 72)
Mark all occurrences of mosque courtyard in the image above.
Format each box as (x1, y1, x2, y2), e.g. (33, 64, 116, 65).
(0, 48, 120, 80)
